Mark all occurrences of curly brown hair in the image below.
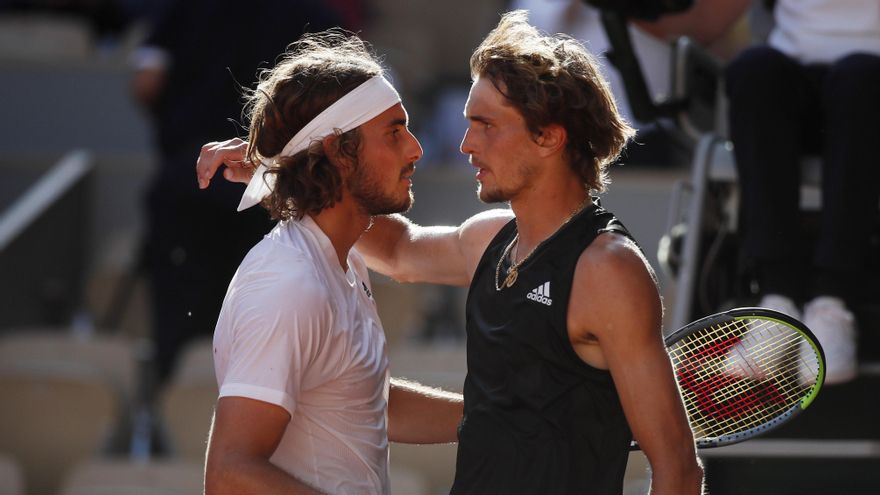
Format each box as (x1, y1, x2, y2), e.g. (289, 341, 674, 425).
(243, 30, 383, 220)
(470, 10, 635, 192)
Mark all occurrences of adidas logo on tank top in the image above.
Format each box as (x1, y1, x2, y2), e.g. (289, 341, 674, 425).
(527, 281, 552, 306)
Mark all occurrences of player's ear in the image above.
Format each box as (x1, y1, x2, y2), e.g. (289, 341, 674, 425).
(322, 135, 351, 170)
(534, 124, 566, 157)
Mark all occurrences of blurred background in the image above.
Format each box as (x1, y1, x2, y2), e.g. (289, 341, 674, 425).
(0, 1, 877, 494)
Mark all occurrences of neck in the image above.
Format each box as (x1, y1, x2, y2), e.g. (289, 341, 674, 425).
(508, 166, 590, 261)
(310, 198, 373, 270)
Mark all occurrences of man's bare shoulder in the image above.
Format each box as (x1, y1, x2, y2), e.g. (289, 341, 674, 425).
(571, 232, 661, 340)
(577, 232, 656, 283)
(458, 208, 514, 252)
(461, 208, 514, 230)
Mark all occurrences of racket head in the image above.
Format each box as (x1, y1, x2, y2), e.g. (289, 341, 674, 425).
(634, 307, 825, 450)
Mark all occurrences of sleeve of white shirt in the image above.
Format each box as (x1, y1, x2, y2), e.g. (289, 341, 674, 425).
(217, 263, 333, 417)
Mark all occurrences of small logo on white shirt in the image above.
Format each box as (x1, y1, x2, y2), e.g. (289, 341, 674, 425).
(362, 281, 373, 299)
(527, 281, 552, 306)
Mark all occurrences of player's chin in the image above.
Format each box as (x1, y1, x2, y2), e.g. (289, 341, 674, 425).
(398, 191, 414, 213)
(371, 191, 413, 215)
(478, 185, 508, 204)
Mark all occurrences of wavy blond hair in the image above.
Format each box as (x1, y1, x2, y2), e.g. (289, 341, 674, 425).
(470, 10, 634, 192)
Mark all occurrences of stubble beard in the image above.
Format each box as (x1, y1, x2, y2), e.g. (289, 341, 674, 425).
(478, 183, 509, 204)
(348, 161, 414, 215)
(477, 161, 534, 204)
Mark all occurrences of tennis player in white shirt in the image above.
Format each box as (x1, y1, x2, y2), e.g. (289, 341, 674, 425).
(200, 31, 463, 495)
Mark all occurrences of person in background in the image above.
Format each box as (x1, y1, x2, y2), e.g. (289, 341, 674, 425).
(508, 0, 749, 166)
(725, 0, 880, 384)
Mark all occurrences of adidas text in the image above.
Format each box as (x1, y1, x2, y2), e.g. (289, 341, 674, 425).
(527, 292, 552, 306)
(527, 282, 552, 306)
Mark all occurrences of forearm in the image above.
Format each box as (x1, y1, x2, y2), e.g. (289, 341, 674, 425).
(626, 378, 704, 495)
(648, 456, 704, 495)
(358, 214, 411, 279)
(388, 378, 463, 443)
(205, 454, 326, 495)
(632, 376, 703, 495)
(358, 215, 469, 285)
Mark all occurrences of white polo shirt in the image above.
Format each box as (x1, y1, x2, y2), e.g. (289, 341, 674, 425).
(213, 216, 390, 494)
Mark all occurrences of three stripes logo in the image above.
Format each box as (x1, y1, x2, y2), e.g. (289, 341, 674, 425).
(526, 281, 552, 306)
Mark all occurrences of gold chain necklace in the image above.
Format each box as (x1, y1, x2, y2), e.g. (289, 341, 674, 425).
(494, 198, 591, 291)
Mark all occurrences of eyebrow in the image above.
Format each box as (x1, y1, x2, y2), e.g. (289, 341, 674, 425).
(466, 114, 494, 125)
(387, 117, 408, 128)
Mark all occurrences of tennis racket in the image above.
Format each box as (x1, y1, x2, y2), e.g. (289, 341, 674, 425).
(631, 307, 825, 450)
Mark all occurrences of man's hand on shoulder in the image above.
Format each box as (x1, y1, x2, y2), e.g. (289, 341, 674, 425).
(197, 138, 254, 189)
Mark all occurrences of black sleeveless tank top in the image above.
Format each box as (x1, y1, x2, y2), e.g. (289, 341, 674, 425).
(450, 201, 634, 495)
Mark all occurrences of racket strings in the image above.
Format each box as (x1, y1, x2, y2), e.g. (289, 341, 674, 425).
(680, 321, 814, 436)
(680, 325, 793, 412)
(670, 317, 820, 441)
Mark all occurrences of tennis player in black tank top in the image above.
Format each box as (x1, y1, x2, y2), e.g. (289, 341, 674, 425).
(452, 203, 636, 494)
(377, 12, 700, 490)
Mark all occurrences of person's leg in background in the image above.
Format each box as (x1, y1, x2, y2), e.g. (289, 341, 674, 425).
(806, 52, 880, 384)
(725, 45, 816, 318)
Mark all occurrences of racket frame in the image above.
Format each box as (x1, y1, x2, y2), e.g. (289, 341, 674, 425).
(631, 307, 826, 450)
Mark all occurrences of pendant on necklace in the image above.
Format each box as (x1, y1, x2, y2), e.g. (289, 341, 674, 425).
(503, 267, 518, 288)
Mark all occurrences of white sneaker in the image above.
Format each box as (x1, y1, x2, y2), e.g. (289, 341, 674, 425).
(759, 293, 801, 320)
(723, 294, 801, 379)
(803, 296, 857, 385)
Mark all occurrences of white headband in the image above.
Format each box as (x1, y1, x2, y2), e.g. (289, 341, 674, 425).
(237, 75, 401, 211)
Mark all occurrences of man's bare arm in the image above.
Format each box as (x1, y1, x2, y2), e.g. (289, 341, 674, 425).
(569, 235, 703, 495)
(205, 397, 327, 495)
(357, 210, 512, 286)
(388, 378, 463, 444)
(194, 138, 511, 286)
